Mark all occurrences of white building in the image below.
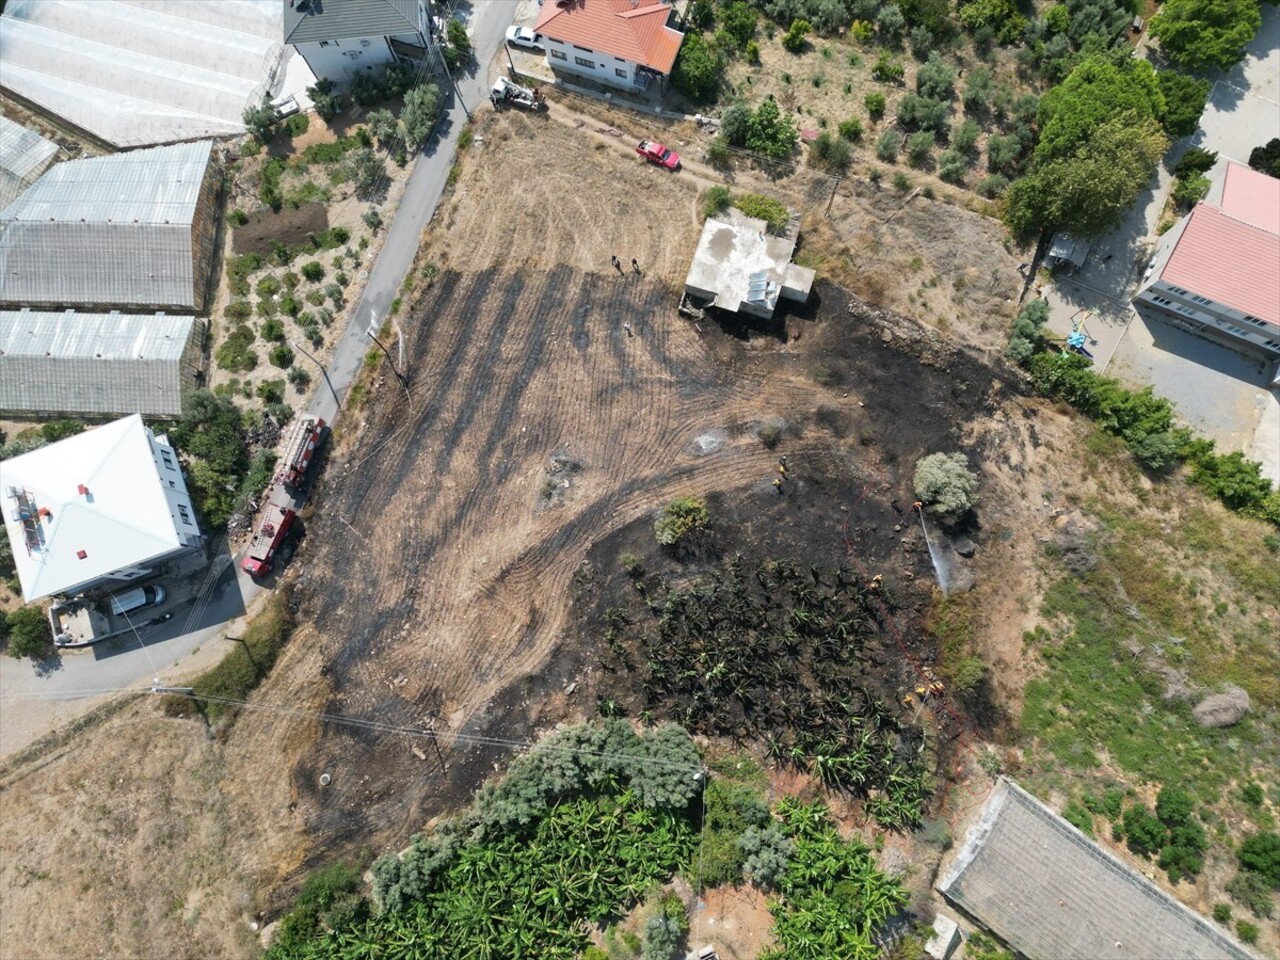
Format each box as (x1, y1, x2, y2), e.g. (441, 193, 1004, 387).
(534, 0, 683, 93)
(1, 414, 202, 603)
(285, 0, 431, 84)
(1134, 161, 1280, 361)
(685, 209, 814, 321)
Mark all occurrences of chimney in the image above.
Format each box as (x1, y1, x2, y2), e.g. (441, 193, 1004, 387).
(78, 484, 89, 496)
(76, 550, 87, 559)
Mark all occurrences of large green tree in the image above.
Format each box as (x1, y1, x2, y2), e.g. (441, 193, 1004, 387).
(671, 32, 722, 103)
(5, 607, 52, 660)
(746, 97, 798, 159)
(1034, 57, 1165, 165)
(1005, 112, 1168, 238)
(1151, 0, 1263, 72)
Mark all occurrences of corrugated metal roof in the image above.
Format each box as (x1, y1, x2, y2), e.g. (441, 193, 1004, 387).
(940, 779, 1257, 960)
(0, 310, 200, 418)
(535, 0, 683, 73)
(285, 0, 422, 44)
(1218, 161, 1280, 236)
(0, 0, 284, 148)
(0, 140, 211, 225)
(0, 116, 59, 209)
(1161, 205, 1280, 326)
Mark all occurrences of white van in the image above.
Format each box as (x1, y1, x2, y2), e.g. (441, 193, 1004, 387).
(109, 585, 166, 617)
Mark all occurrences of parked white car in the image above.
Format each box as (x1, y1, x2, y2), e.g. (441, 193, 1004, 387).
(505, 26, 542, 51)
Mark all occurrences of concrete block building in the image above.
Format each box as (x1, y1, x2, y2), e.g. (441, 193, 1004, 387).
(285, 0, 432, 83)
(685, 209, 814, 320)
(1, 414, 202, 603)
(1134, 162, 1280, 361)
(534, 0, 683, 93)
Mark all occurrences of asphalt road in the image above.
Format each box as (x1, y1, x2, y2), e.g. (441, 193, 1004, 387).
(0, 4, 518, 758)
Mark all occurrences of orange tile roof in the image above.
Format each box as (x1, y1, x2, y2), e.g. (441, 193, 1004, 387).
(534, 0, 684, 74)
(1162, 204, 1280, 327)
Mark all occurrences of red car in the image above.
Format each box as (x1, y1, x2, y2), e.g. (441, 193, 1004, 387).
(637, 139, 681, 171)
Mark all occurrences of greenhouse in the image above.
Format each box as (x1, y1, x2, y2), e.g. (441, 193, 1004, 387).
(939, 778, 1255, 960)
(0, 115, 59, 210)
(0, 310, 204, 419)
(0, 140, 220, 312)
(0, 0, 285, 148)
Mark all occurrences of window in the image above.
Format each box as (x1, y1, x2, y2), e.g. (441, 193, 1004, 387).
(549, 49, 567, 60)
(1167, 285, 1189, 296)
(1150, 295, 1174, 306)
(575, 56, 595, 68)
(1223, 324, 1248, 336)
(1174, 304, 1198, 317)
(160, 449, 175, 471)
(1243, 315, 1267, 327)
(573, 44, 593, 52)
(1190, 295, 1213, 306)
(1264, 340, 1280, 349)
(178, 504, 192, 526)
(616, 68, 627, 78)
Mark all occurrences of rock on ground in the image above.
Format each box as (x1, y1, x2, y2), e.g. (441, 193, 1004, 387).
(1193, 685, 1251, 728)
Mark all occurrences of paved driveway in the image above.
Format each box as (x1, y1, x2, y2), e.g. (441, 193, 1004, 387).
(1045, 6, 1280, 481)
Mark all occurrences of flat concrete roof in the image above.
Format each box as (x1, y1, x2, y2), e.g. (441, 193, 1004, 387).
(685, 208, 801, 315)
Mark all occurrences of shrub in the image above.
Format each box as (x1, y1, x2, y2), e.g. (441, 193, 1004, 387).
(216, 324, 258, 373)
(1159, 821, 1207, 883)
(720, 102, 752, 146)
(366, 107, 397, 148)
(977, 173, 1009, 198)
(1227, 870, 1275, 918)
(963, 67, 993, 113)
(916, 52, 956, 101)
(256, 379, 285, 405)
(811, 132, 853, 171)
(865, 91, 887, 119)
(876, 3, 907, 42)
(986, 133, 1022, 174)
(704, 184, 731, 218)
(301, 261, 325, 283)
(906, 130, 935, 166)
(402, 82, 443, 152)
(1155, 786, 1196, 828)
(953, 118, 981, 155)
(1240, 783, 1264, 807)
(719, 1, 757, 48)
(242, 96, 279, 143)
(1213, 903, 1231, 923)
(897, 93, 949, 134)
(345, 147, 386, 200)
(1122, 806, 1166, 858)
(5, 607, 52, 659)
(362, 207, 383, 231)
(892, 171, 911, 193)
(672, 32, 723, 102)
(871, 52, 905, 83)
(739, 824, 795, 890)
(287, 366, 312, 390)
(256, 274, 281, 299)
(261, 318, 286, 342)
(307, 78, 345, 122)
(759, 423, 782, 448)
(745, 39, 761, 64)
(837, 118, 863, 141)
(1158, 72, 1211, 138)
(1174, 147, 1219, 179)
(732, 192, 790, 233)
(655, 497, 709, 546)
(1172, 173, 1210, 208)
(937, 151, 966, 184)
(913, 453, 978, 518)
(745, 97, 798, 159)
(705, 136, 731, 167)
(1249, 137, 1280, 178)
(781, 18, 811, 53)
(1236, 921, 1259, 945)
(1237, 832, 1280, 886)
(269, 344, 295, 369)
(876, 128, 900, 161)
(228, 209, 248, 226)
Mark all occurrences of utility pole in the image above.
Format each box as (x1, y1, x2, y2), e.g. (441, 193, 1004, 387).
(290, 338, 340, 409)
(366, 327, 411, 402)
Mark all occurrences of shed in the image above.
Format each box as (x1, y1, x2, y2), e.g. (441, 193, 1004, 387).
(0, 310, 204, 418)
(1048, 234, 1090, 273)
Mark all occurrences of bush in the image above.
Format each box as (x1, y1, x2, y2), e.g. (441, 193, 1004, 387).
(745, 97, 798, 159)
(732, 192, 790, 233)
(1213, 903, 1231, 923)
(227, 209, 248, 226)
(1237, 832, 1280, 886)
(1172, 173, 1210, 208)
(865, 91, 887, 119)
(916, 52, 956, 100)
(739, 824, 795, 890)
(977, 173, 1009, 198)
(871, 52, 905, 83)
(837, 118, 863, 141)
(953, 118, 981, 155)
(986, 133, 1022, 174)
(1155, 786, 1196, 828)
(876, 3, 907, 42)
(897, 93, 949, 134)
(811, 132, 853, 171)
(720, 102, 752, 146)
(307, 78, 345, 122)
(366, 107, 397, 148)
(1174, 147, 1219, 179)
(1249, 137, 1280, 178)
(1122, 806, 1166, 858)
(261, 318, 286, 342)
(1227, 870, 1276, 918)
(345, 147, 386, 200)
(781, 18, 811, 52)
(242, 96, 279, 143)
(913, 453, 978, 519)
(876, 128, 900, 161)
(256, 379, 285, 405)
(1240, 783, 1264, 807)
(269, 344, 295, 369)
(655, 497, 709, 546)
(402, 82, 443, 152)
(906, 130, 935, 166)
(1159, 821, 1207, 883)
(963, 67, 993, 113)
(672, 32, 723, 103)
(705, 137, 731, 167)
(719, 1, 757, 48)
(704, 184, 731, 218)
(1236, 921, 1259, 945)
(5, 607, 52, 659)
(892, 171, 911, 193)
(1158, 72, 1211, 138)
(301, 261, 325, 283)
(216, 324, 258, 373)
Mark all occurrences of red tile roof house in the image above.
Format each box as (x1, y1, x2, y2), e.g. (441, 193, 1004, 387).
(533, 0, 683, 94)
(1134, 161, 1280, 361)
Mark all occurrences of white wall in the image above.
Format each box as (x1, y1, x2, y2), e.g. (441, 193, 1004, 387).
(1135, 281, 1280, 359)
(295, 36, 398, 82)
(544, 37, 639, 90)
(150, 430, 202, 547)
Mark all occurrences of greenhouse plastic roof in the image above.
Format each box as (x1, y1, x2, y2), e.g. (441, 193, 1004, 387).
(939, 779, 1257, 960)
(0, 115, 58, 210)
(0, 0, 285, 148)
(0, 141, 212, 310)
(0, 310, 199, 418)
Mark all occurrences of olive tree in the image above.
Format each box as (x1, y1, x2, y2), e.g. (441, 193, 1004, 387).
(913, 452, 978, 518)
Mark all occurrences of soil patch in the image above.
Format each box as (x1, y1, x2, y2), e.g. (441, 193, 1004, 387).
(231, 202, 330, 257)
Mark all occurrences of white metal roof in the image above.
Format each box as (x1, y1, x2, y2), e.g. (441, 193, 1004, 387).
(0, 115, 59, 210)
(0, 141, 213, 309)
(0, 0, 285, 148)
(0, 311, 199, 417)
(1, 414, 184, 602)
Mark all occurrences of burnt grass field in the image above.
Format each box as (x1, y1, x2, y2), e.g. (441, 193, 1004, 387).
(287, 269, 1006, 860)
